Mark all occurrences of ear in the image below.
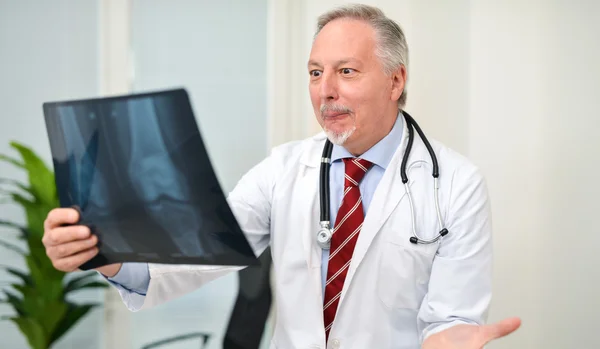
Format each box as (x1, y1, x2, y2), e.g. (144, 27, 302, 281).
(390, 65, 407, 103)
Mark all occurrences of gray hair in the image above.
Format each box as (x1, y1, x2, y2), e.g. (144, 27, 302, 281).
(314, 4, 409, 108)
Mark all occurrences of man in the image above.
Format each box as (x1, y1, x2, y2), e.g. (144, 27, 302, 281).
(42, 4, 520, 348)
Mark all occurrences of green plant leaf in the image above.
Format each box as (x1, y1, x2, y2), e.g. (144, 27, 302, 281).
(0, 188, 19, 198)
(0, 238, 26, 255)
(1, 142, 98, 348)
(2, 290, 25, 316)
(63, 272, 101, 293)
(9, 142, 57, 207)
(24, 241, 65, 287)
(11, 192, 34, 205)
(15, 285, 44, 316)
(0, 153, 25, 169)
(24, 254, 45, 291)
(39, 301, 69, 340)
(0, 178, 31, 194)
(11, 192, 46, 238)
(42, 279, 65, 302)
(5, 267, 33, 286)
(10, 317, 47, 349)
(0, 188, 35, 203)
(11, 283, 27, 294)
(0, 219, 24, 230)
(65, 281, 108, 294)
(50, 303, 100, 344)
(0, 219, 29, 239)
(0, 188, 26, 200)
(26, 250, 65, 299)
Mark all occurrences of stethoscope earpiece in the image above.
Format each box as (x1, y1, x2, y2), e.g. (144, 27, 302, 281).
(409, 229, 448, 244)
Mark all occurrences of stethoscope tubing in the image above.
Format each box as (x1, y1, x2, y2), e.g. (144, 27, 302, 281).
(317, 111, 448, 249)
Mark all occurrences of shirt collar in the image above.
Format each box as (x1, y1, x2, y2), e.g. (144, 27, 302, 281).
(331, 110, 404, 170)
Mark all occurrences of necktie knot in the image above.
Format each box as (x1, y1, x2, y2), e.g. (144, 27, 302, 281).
(343, 158, 373, 187)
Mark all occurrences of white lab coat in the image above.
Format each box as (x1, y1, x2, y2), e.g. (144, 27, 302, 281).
(116, 123, 493, 349)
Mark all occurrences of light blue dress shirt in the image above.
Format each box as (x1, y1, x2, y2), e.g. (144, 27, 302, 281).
(106, 112, 404, 299)
(320, 113, 403, 295)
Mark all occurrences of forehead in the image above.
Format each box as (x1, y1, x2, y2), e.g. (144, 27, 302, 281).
(309, 18, 378, 64)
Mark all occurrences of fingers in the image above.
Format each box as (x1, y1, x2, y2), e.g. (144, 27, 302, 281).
(46, 234, 98, 260)
(43, 225, 90, 246)
(51, 247, 99, 272)
(44, 208, 80, 231)
(42, 207, 97, 272)
(482, 317, 522, 344)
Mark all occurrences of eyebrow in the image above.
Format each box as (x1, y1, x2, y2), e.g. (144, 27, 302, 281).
(307, 58, 359, 68)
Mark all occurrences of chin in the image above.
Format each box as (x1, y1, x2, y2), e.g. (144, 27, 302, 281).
(324, 126, 356, 145)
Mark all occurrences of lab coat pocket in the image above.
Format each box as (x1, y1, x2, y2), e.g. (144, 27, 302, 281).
(377, 241, 436, 310)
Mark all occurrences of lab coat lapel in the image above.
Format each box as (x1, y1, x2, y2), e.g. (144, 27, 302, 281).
(299, 134, 328, 297)
(339, 123, 427, 304)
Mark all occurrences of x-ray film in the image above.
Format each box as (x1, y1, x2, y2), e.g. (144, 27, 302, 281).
(43, 88, 259, 270)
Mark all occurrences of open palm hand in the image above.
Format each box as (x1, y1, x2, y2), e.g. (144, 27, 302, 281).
(422, 317, 521, 349)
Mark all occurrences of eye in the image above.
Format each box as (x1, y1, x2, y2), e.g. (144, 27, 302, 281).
(341, 68, 355, 75)
(310, 70, 322, 77)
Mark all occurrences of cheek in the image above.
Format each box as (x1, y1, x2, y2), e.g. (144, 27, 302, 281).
(336, 87, 365, 124)
(338, 85, 370, 113)
(340, 83, 386, 130)
(309, 85, 321, 110)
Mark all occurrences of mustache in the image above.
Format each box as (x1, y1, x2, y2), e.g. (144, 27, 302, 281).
(320, 104, 353, 116)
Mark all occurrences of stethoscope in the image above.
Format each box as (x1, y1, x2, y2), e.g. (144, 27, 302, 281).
(316, 110, 449, 250)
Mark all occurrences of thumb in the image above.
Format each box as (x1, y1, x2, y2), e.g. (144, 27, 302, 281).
(481, 317, 522, 344)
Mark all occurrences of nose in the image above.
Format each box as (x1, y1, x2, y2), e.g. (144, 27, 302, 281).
(319, 71, 338, 101)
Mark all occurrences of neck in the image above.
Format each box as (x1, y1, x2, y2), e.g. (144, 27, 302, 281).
(343, 110, 398, 156)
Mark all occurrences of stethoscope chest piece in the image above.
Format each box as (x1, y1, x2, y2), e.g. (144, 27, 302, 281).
(316, 223, 332, 249)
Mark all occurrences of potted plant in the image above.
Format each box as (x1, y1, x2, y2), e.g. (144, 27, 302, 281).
(0, 141, 108, 349)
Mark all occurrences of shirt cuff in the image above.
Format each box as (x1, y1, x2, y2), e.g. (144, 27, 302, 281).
(103, 262, 151, 296)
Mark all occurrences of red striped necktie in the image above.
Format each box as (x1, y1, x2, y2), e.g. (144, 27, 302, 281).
(323, 157, 373, 340)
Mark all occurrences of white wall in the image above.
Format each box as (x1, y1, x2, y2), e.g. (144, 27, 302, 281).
(277, 0, 600, 347)
(0, 1, 104, 348)
(468, 1, 600, 347)
(130, 0, 269, 193)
